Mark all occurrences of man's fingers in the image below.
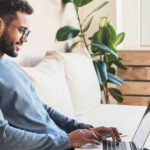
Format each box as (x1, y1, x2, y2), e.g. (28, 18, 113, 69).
(94, 131, 106, 141)
(91, 131, 99, 141)
(110, 127, 121, 141)
(86, 139, 101, 145)
(95, 127, 116, 141)
(102, 128, 115, 141)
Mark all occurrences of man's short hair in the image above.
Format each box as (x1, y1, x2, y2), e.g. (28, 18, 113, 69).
(0, 0, 33, 23)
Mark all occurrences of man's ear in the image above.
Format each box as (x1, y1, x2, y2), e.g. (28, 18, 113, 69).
(0, 18, 5, 36)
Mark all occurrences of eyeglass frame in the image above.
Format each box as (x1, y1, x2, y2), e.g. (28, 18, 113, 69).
(3, 20, 31, 39)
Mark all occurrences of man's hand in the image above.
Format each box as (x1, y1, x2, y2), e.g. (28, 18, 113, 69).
(67, 129, 101, 148)
(89, 126, 121, 141)
(68, 126, 121, 148)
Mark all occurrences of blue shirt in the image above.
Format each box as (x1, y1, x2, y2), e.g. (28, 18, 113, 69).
(0, 57, 86, 150)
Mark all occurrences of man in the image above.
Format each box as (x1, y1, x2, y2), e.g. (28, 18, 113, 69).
(0, 0, 121, 149)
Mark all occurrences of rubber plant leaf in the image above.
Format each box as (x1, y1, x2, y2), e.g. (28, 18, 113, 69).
(108, 88, 123, 103)
(73, 0, 93, 7)
(56, 26, 80, 41)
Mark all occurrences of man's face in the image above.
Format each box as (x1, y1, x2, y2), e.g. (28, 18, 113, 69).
(0, 12, 30, 57)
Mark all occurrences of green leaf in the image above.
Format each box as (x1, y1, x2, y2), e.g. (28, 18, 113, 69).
(108, 41, 117, 52)
(56, 26, 80, 41)
(90, 1, 108, 15)
(102, 27, 111, 45)
(73, 0, 93, 7)
(96, 60, 108, 82)
(107, 72, 123, 86)
(89, 31, 98, 42)
(90, 32, 99, 53)
(97, 24, 112, 46)
(114, 60, 127, 70)
(69, 41, 80, 52)
(100, 84, 104, 91)
(91, 53, 99, 58)
(82, 1, 108, 26)
(89, 36, 93, 40)
(105, 54, 126, 70)
(108, 88, 123, 103)
(63, 0, 72, 4)
(122, 96, 131, 105)
(83, 16, 94, 32)
(106, 54, 118, 63)
(97, 28, 103, 43)
(104, 53, 108, 63)
(108, 67, 116, 74)
(92, 43, 118, 58)
(83, 1, 108, 24)
(93, 61, 102, 84)
(99, 17, 108, 28)
(79, 34, 86, 37)
(107, 24, 117, 43)
(114, 32, 125, 46)
(118, 57, 122, 61)
(105, 54, 118, 67)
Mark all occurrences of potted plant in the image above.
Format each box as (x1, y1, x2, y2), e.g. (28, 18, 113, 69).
(56, 0, 127, 104)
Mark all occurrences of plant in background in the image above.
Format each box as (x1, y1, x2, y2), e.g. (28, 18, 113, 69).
(56, 0, 127, 104)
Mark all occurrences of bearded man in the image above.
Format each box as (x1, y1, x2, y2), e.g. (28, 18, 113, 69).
(0, 0, 121, 150)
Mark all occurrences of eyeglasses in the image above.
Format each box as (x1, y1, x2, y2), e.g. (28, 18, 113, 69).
(3, 20, 31, 39)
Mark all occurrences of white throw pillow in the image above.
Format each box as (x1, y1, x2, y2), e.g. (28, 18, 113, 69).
(21, 51, 74, 118)
(46, 50, 101, 116)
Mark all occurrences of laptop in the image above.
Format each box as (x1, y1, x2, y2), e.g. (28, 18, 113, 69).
(76, 104, 150, 150)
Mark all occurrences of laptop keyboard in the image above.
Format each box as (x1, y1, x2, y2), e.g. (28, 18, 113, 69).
(103, 140, 130, 150)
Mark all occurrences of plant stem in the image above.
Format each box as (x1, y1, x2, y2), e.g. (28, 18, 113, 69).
(76, 7, 89, 52)
(105, 82, 110, 104)
(101, 54, 109, 103)
(103, 82, 109, 104)
(100, 55, 103, 61)
(102, 83, 106, 103)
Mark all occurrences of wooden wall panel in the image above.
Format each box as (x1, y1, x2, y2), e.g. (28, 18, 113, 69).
(118, 51, 150, 65)
(117, 51, 150, 106)
(118, 82, 150, 95)
(119, 96, 150, 106)
(118, 67, 150, 80)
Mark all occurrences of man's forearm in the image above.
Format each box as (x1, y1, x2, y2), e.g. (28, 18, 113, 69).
(0, 109, 71, 150)
(43, 104, 88, 133)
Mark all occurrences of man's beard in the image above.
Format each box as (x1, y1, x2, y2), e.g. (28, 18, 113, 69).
(0, 29, 18, 57)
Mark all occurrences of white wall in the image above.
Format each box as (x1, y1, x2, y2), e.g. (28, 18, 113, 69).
(79, 0, 116, 39)
(141, 0, 150, 47)
(80, 0, 150, 51)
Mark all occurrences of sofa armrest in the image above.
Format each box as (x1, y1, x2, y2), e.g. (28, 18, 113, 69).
(76, 104, 150, 149)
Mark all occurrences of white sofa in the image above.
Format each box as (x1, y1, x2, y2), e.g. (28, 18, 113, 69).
(7, 0, 150, 149)
(9, 0, 102, 118)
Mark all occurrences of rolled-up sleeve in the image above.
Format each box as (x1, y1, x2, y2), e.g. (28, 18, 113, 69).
(0, 109, 71, 150)
(43, 104, 87, 133)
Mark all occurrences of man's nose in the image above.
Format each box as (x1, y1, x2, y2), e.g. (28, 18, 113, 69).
(21, 37, 28, 43)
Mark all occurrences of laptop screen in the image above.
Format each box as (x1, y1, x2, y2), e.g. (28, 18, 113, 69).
(132, 104, 150, 149)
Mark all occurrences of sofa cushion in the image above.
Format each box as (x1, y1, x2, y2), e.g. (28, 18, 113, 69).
(21, 51, 74, 118)
(46, 50, 101, 116)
